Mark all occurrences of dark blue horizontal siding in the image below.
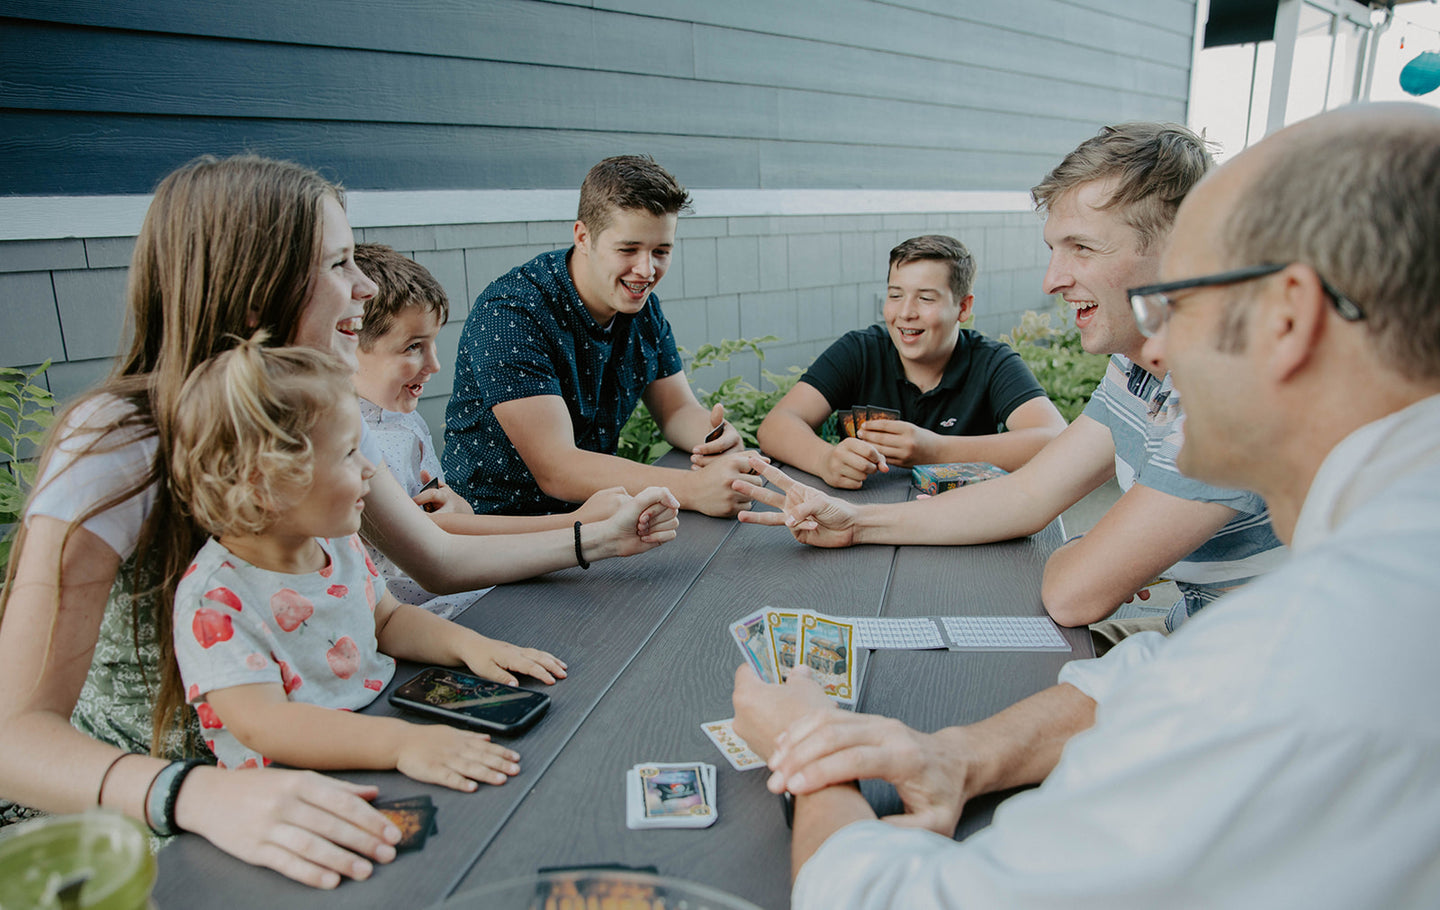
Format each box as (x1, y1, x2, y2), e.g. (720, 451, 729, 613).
(0, 1, 1191, 195)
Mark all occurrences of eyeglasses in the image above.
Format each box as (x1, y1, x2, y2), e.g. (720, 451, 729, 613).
(1128, 263, 1365, 338)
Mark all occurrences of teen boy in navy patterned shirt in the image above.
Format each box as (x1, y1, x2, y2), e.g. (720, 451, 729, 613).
(444, 155, 761, 517)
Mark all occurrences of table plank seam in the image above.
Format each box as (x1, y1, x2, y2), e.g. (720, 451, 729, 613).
(437, 518, 745, 900)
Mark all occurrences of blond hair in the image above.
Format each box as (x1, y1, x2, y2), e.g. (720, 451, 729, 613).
(172, 337, 354, 537)
(1032, 123, 1215, 252)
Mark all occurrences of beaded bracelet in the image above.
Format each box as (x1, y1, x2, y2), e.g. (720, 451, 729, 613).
(574, 521, 590, 570)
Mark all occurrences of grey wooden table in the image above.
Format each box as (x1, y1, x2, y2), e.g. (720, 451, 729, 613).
(153, 456, 1084, 909)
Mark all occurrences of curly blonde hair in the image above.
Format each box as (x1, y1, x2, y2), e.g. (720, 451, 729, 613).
(172, 336, 355, 538)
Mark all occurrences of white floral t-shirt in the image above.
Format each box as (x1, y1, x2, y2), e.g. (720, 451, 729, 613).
(172, 534, 395, 769)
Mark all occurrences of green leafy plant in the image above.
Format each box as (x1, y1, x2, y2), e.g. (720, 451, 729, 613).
(1, 361, 56, 573)
(1000, 302, 1109, 423)
(619, 336, 811, 463)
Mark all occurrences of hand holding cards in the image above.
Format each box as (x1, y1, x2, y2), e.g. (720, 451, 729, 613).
(842, 405, 902, 437)
(625, 762, 718, 829)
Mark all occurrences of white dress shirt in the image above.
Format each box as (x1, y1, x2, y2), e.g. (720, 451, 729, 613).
(794, 395, 1440, 909)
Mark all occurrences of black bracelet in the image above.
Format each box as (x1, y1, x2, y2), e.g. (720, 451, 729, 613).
(95, 751, 140, 809)
(574, 521, 590, 570)
(160, 759, 206, 836)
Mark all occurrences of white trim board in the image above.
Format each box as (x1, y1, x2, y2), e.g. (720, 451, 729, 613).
(0, 188, 1034, 242)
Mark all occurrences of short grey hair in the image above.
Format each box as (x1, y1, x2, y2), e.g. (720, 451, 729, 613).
(1222, 116, 1440, 380)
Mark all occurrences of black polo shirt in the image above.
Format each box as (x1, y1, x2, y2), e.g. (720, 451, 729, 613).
(800, 325, 1046, 435)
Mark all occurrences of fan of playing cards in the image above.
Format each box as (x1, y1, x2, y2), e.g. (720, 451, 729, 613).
(728, 607, 860, 704)
(625, 762, 718, 829)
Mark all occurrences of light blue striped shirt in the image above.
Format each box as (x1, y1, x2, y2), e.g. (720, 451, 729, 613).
(1083, 355, 1285, 620)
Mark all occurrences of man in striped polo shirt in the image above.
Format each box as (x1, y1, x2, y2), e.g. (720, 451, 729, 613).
(742, 122, 1285, 646)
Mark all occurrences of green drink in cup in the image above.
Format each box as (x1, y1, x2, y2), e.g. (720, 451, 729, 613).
(0, 811, 156, 909)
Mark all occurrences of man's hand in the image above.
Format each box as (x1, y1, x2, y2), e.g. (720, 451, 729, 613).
(684, 450, 765, 517)
(731, 664, 837, 759)
(857, 419, 938, 469)
(732, 663, 969, 837)
(821, 437, 888, 489)
(690, 403, 744, 467)
(736, 457, 861, 548)
(766, 711, 970, 837)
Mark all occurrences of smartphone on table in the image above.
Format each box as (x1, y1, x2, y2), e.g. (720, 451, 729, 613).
(389, 666, 551, 735)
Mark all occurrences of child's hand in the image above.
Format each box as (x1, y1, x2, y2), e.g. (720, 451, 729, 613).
(413, 472, 474, 515)
(396, 724, 520, 791)
(461, 638, 568, 686)
(573, 486, 629, 523)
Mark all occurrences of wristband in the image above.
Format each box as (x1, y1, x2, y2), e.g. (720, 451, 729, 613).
(574, 521, 590, 570)
(95, 752, 140, 808)
(145, 759, 205, 836)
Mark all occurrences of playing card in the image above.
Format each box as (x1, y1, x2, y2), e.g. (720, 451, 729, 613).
(729, 608, 779, 684)
(840, 410, 857, 438)
(700, 718, 764, 771)
(764, 609, 801, 681)
(373, 796, 438, 851)
(797, 612, 859, 705)
(867, 406, 901, 422)
(851, 406, 872, 431)
(705, 424, 725, 443)
(626, 763, 717, 829)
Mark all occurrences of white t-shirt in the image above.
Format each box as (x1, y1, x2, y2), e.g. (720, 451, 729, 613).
(794, 395, 1440, 909)
(358, 398, 491, 619)
(25, 395, 156, 557)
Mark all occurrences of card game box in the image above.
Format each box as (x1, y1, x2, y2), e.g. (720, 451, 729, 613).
(910, 461, 1008, 496)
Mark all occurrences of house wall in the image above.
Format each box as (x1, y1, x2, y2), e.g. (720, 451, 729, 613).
(0, 0, 1195, 449)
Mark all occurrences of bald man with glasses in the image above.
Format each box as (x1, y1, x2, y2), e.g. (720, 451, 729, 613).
(741, 123, 1286, 643)
(735, 102, 1440, 909)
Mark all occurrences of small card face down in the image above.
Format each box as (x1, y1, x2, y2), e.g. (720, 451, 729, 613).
(729, 608, 779, 684)
(373, 795, 438, 853)
(700, 718, 764, 771)
(798, 612, 858, 705)
(626, 762, 717, 829)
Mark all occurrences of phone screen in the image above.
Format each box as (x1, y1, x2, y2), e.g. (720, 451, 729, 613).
(391, 667, 549, 732)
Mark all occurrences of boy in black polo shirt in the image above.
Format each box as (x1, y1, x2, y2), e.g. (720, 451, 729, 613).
(757, 235, 1066, 489)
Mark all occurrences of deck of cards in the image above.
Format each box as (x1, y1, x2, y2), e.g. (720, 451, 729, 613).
(373, 795, 438, 853)
(729, 607, 859, 705)
(625, 762, 717, 829)
(840, 404, 902, 437)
